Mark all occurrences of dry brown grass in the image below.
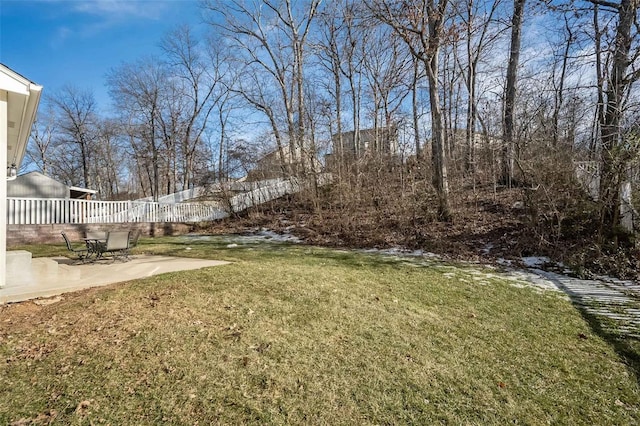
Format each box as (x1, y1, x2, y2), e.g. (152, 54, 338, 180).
(1, 240, 639, 424)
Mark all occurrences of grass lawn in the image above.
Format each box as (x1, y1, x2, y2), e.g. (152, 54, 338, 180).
(1, 236, 639, 424)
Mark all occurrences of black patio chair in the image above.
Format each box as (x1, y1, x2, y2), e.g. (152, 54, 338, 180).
(61, 232, 89, 262)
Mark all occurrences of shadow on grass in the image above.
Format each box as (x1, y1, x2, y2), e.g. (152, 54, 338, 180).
(542, 274, 640, 386)
(581, 311, 640, 386)
(143, 236, 416, 269)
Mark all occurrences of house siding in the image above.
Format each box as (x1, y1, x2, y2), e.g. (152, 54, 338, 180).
(8, 172, 69, 198)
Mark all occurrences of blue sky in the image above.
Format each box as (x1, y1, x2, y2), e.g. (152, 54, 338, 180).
(0, 0, 204, 111)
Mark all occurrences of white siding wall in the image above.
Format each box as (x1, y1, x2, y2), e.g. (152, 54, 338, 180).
(7, 172, 69, 198)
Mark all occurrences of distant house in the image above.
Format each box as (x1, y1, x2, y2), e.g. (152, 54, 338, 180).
(248, 150, 291, 180)
(448, 129, 500, 149)
(331, 126, 398, 158)
(248, 145, 321, 180)
(8, 171, 96, 200)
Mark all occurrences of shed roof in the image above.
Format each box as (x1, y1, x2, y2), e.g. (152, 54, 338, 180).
(69, 185, 97, 195)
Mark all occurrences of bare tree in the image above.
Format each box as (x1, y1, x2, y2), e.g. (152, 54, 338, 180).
(341, 3, 367, 160)
(211, 65, 240, 183)
(204, 0, 323, 176)
(368, 0, 453, 220)
(440, 32, 464, 164)
(590, 2, 607, 159)
(50, 86, 99, 188)
(316, 1, 369, 168)
(316, 7, 347, 172)
(27, 101, 57, 175)
(592, 0, 640, 238)
(232, 68, 292, 176)
(550, 14, 576, 147)
(107, 58, 166, 200)
(91, 118, 126, 199)
(455, 0, 504, 177)
(161, 25, 225, 190)
(410, 54, 425, 160)
(362, 24, 411, 154)
(502, 0, 526, 187)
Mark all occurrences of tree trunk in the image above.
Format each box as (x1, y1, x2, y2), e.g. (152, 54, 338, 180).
(502, 0, 525, 187)
(552, 16, 573, 147)
(412, 57, 422, 160)
(598, 0, 638, 238)
(335, 62, 344, 176)
(425, 53, 451, 221)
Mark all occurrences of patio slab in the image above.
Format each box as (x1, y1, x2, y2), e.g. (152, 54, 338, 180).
(1, 255, 230, 304)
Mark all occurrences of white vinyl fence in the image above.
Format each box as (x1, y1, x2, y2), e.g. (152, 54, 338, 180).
(7, 198, 226, 225)
(7, 174, 332, 225)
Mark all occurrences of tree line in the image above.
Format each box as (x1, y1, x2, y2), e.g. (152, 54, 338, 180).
(27, 0, 640, 240)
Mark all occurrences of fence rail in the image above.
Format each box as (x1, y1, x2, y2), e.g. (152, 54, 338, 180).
(6, 174, 332, 225)
(6, 198, 225, 225)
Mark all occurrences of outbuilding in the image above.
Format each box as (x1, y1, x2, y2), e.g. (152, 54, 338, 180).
(8, 171, 97, 200)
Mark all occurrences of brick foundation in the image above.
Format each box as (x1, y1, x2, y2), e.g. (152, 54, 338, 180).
(7, 223, 194, 247)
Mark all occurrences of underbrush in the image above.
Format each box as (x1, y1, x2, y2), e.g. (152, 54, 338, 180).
(205, 174, 639, 280)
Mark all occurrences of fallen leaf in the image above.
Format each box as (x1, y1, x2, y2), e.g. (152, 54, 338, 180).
(225, 331, 242, 341)
(251, 342, 271, 353)
(75, 400, 91, 416)
(497, 381, 507, 388)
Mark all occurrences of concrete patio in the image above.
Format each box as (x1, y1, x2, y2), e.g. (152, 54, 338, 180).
(1, 254, 229, 304)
